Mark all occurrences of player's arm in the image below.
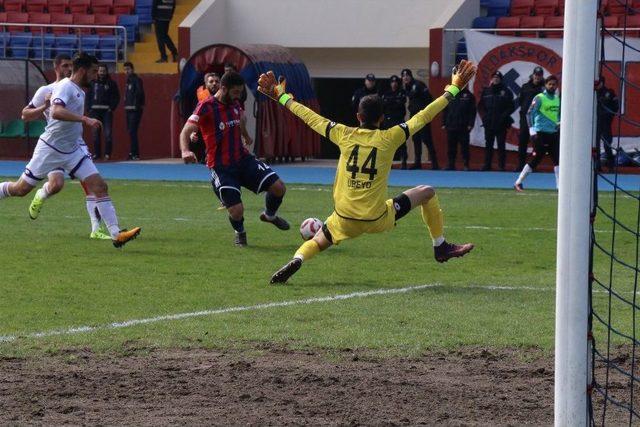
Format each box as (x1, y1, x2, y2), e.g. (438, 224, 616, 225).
(240, 113, 253, 146)
(50, 103, 101, 129)
(180, 108, 201, 163)
(386, 60, 476, 145)
(21, 86, 49, 122)
(257, 71, 346, 144)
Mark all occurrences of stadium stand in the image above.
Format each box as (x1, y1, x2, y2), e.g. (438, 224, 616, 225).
(486, 0, 511, 17)
(472, 15, 498, 29)
(520, 15, 545, 37)
(68, 0, 89, 14)
(26, 0, 46, 13)
(50, 12, 72, 34)
(544, 15, 564, 38)
(90, 0, 112, 14)
(510, 0, 534, 16)
(46, 0, 68, 13)
(496, 15, 520, 35)
(533, 0, 558, 15)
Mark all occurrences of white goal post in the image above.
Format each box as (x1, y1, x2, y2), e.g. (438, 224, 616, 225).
(554, 0, 599, 426)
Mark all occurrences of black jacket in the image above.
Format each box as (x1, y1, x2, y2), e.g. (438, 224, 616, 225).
(382, 88, 406, 127)
(597, 85, 619, 125)
(443, 89, 476, 131)
(124, 73, 145, 111)
(404, 78, 433, 115)
(88, 76, 120, 112)
(517, 79, 544, 119)
(152, 0, 175, 21)
(351, 86, 378, 112)
(477, 83, 515, 131)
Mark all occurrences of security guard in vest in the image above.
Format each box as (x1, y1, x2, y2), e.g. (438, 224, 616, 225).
(382, 75, 408, 168)
(88, 64, 120, 160)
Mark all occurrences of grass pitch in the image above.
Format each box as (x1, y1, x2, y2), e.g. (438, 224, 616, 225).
(0, 178, 634, 357)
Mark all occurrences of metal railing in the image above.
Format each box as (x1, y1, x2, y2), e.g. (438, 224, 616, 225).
(0, 22, 127, 69)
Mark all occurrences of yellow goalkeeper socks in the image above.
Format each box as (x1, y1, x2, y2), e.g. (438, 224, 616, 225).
(294, 239, 321, 262)
(421, 194, 445, 246)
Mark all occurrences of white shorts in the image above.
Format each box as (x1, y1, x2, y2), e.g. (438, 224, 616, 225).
(22, 140, 99, 186)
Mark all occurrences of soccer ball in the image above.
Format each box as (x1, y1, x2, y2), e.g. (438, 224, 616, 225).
(299, 217, 323, 241)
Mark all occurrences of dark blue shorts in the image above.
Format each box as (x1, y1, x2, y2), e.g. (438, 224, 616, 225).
(210, 155, 280, 207)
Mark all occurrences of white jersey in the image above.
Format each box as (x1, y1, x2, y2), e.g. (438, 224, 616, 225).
(28, 82, 57, 122)
(29, 80, 87, 150)
(39, 77, 85, 154)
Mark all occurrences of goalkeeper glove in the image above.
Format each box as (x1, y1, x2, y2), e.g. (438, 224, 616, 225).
(445, 59, 477, 97)
(258, 71, 294, 106)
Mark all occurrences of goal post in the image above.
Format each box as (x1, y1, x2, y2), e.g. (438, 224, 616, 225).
(554, 0, 599, 425)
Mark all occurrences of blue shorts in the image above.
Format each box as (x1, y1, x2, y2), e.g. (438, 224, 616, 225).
(210, 156, 280, 207)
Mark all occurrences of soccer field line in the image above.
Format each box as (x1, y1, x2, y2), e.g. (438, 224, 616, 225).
(0, 282, 631, 344)
(0, 283, 558, 344)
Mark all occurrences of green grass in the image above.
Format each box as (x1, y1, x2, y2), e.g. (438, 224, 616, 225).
(0, 179, 635, 358)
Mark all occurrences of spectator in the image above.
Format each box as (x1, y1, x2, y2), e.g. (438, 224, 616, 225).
(123, 62, 145, 160)
(443, 87, 476, 171)
(596, 76, 619, 171)
(88, 64, 120, 160)
(477, 71, 515, 171)
(515, 66, 545, 171)
(382, 75, 408, 169)
(352, 73, 379, 115)
(197, 72, 220, 102)
(152, 0, 177, 63)
(402, 68, 439, 170)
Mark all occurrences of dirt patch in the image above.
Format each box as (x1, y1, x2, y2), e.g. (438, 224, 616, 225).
(0, 345, 618, 425)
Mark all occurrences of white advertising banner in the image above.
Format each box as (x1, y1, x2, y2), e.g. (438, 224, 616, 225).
(463, 30, 640, 152)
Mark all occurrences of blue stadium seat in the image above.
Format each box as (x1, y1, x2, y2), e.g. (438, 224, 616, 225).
(97, 34, 122, 60)
(486, 0, 511, 16)
(8, 32, 31, 58)
(0, 33, 9, 58)
(472, 16, 498, 29)
(79, 34, 99, 56)
(135, 0, 152, 25)
(30, 33, 55, 59)
(480, 0, 492, 7)
(117, 14, 139, 43)
(53, 34, 78, 57)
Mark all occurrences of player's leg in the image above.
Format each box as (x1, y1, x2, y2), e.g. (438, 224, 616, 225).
(1, 145, 56, 200)
(260, 179, 290, 230)
(242, 156, 290, 230)
(211, 167, 247, 245)
(399, 186, 474, 262)
(271, 221, 335, 284)
(28, 169, 65, 220)
(73, 153, 141, 248)
(80, 180, 109, 240)
(0, 177, 35, 199)
(550, 132, 560, 189)
(517, 118, 530, 171)
(515, 134, 545, 192)
(227, 202, 248, 247)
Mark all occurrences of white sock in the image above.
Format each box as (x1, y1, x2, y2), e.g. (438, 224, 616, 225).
(36, 182, 52, 200)
(554, 166, 560, 189)
(433, 236, 445, 247)
(294, 254, 304, 262)
(95, 197, 120, 238)
(515, 164, 532, 185)
(86, 196, 101, 233)
(0, 182, 11, 199)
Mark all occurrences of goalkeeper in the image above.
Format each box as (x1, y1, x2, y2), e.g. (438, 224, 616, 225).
(261, 61, 477, 284)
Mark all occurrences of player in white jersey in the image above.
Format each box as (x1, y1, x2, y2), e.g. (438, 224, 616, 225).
(0, 53, 141, 248)
(21, 54, 110, 240)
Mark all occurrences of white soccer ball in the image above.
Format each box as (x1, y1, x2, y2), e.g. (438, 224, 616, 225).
(299, 217, 323, 241)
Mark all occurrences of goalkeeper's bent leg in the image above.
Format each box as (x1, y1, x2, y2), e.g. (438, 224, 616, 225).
(294, 239, 321, 262)
(421, 194, 445, 247)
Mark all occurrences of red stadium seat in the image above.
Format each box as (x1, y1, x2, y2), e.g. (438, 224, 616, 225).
(112, 0, 133, 14)
(28, 11, 50, 33)
(4, 0, 25, 12)
(0, 12, 6, 32)
(558, 0, 565, 15)
(599, 0, 610, 15)
(520, 16, 545, 37)
(533, 0, 558, 16)
(73, 12, 93, 35)
(94, 13, 115, 35)
(608, 0, 631, 16)
(90, 0, 112, 14)
(6, 11, 27, 32)
(25, 0, 46, 12)
(511, 0, 534, 16)
(496, 16, 521, 36)
(603, 15, 619, 31)
(47, 0, 68, 13)
(544, 15, 564, 38)
(50, 11, 71, 34)
(624, 15, 640, 37)
(68, 0, 89, 14)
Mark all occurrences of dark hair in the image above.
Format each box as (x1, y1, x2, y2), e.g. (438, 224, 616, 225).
(204, 72, 220, 82)
(545, 75, 558, 84)
(358, 95, 384, 127)
(123, 61, 134, 69)
(220, 71, 245, 88)
(72, 52, 98, 72)
(53, 54, 71, 66)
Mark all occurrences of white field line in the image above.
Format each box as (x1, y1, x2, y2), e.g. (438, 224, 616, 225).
(0, 283, 633, 344)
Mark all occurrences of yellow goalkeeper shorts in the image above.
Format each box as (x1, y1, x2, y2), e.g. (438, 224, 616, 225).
(324, 199, 396, 245)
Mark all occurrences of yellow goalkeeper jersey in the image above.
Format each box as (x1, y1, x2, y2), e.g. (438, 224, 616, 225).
(286, 96, 449, 221)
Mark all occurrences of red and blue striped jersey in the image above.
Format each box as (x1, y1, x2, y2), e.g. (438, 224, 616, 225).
(188, 97, 249, 168)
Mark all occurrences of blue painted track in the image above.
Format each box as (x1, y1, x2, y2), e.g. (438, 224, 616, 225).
(0, 160, 637, 191)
